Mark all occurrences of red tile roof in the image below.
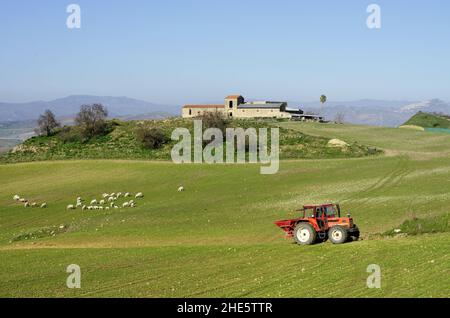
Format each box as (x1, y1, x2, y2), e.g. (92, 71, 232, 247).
(225, 95, 243, 99)
(183, 104, 224, 109)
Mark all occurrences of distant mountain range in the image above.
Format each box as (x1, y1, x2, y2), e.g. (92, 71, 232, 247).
(0, 95, 180, 122)
(294, 98, 450, 127)
(1, 95, 449, 128)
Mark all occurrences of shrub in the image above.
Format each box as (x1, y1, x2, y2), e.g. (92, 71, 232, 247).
(199, 111, 229, 134)
(135, 126, 169, 149)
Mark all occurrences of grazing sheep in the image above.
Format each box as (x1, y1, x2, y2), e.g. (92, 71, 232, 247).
(108, 196, 115, 202)
(135, 192, 144, 198)
(76, 202, 82, 208)
(93, 206, 99, 210)
(102, 193, 109, 198)
(77, 197, 83, 202)
(130, 202, 136, 208)
(117, 192, 122, 198)
(105, 207, 110, 210)
(122, 202, 129, 208)
(114, 205, 119, 209)
(31, 202, 37, 208)
(24, 202, 30, 208)
(90, 199, 98, 205)
(88, 206, 93, 210)
(99, 199, 105, 205)
(82, 205, 87, 211)
(19, 198, 27, 203)
(178, 186, 185, 192)
(67, 204, 75, 210)
(40, 203, 47, 208)
(110, 193, 116, 197)
(99, 206, 104, 210)
(124, 192, 130, 197)
(13, 195, 20, 201)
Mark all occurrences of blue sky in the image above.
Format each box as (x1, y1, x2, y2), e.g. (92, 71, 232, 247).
(0, 0, 449, 104)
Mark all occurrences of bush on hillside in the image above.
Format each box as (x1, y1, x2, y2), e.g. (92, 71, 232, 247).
(199, 111, 229, 134)
(135, 126, 169, 149)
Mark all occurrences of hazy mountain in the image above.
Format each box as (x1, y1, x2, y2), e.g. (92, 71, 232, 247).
(0, 95, 180, 122)
(291, 99, 450, 127)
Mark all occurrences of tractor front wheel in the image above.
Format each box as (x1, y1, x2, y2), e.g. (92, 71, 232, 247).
(293, 223, 317, 245)
(328, 226, 348, 244)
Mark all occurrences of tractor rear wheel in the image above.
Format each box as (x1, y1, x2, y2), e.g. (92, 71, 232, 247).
(328, 225, 348, 244)
(293, 223, 317, 245)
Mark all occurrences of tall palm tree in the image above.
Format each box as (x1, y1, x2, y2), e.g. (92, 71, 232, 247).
(320, 95, 327, 117)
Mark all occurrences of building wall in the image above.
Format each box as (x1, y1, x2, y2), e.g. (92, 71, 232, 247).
(182, 107, 225, 118)
(234, 108, 292, 119)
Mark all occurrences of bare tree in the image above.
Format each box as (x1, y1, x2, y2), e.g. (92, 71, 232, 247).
(36, 110, 60, 136)
(75, 104, 108, 138)
(334, 112, 345, 124)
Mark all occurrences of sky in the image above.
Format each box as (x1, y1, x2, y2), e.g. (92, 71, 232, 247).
(0, 0, 449, 105)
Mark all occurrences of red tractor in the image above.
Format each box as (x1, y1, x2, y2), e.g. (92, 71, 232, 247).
(274, 203, 360, 245)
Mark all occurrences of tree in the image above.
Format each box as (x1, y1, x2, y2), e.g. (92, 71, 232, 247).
(75, 104, 108, 138)
(320, 94, 327, 116)
(36, 110, 60, 136)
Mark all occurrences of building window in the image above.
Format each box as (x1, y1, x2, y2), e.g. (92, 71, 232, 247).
(189, 109, 192, 115)
(229, 101, 233, 108)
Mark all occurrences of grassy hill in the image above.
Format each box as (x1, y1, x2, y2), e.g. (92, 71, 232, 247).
(0, 118, 378, 163)
(0, 122, 449, 297)
(402, 111, 450, 129)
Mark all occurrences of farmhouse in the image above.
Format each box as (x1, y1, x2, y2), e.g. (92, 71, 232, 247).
(182, 95, 323, 121)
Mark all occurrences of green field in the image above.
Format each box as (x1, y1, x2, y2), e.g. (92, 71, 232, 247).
(0, 122, 449, 297)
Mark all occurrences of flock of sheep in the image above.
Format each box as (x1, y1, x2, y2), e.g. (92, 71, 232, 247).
(12, 186, 185, 211)
(13, 195, 47, 208)
(66, 192, 144, 211)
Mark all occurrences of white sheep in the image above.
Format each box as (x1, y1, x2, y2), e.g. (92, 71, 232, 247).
(99, 206, 104, 210)
(94, 206, 99, 210)
(178, 186, 185, 192)
(77, 197, 82, 202)
(82, 205, 87, 211)
(90, 199, 98, 205)
(124, 192, 130, 197)
(110, 193, 116, 197)
(117, 192, 122, 198)
(122, 202, 129, 208)
(105, 206, 110, 210)
(130, 202, 136, 208)
(88, 206, 93, 210)
(24, 202, 30, 208)
(19, 198, 27, 203)
(108, 196, 115, 202)
(40, 203, 47, 208)
(99, 199, 105, 205)
(114, 205, 119, 209)
(67, 204, 75, 210)
(76, 202, 82, 208)
(102, 193, 109, 198)
(31, 202, 37, 208)
(135, 192, 144, 198)
(13, 195, 20, 201)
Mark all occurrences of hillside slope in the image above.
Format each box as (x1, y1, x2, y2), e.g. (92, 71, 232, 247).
(0, 122, 449, 297)
(403, 111, 450, 129)
(0, 119, 379, 163)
